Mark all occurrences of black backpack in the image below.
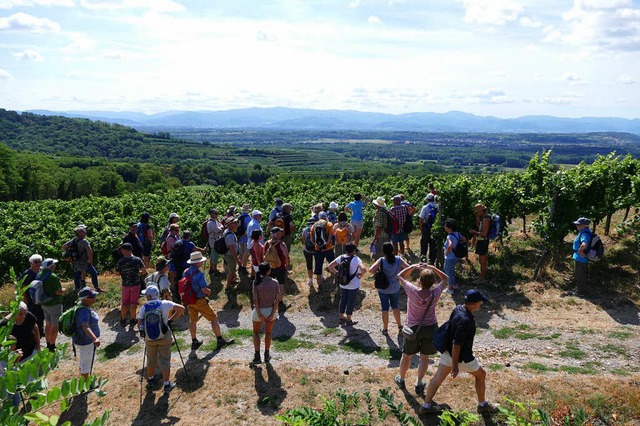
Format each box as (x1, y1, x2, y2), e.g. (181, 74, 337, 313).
(451, 233, 468, 259)
(433, 319, 452, 354)
(213, 232, 230, 255)
(236, 214, 249, 237)
(374, 259, 390, 289)
(63, 238, 80, 262)
(336, 256, 357, 286)
(170, 240, 185, 265)
(382, 209, 396, 235)
(312, 220, 329, 250)
(586, 232, 604, 262)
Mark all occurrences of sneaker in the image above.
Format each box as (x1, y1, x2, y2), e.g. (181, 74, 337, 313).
(191, 339, 203, 350)
(415, 381, 426, 396)
(216, 337, 235, 349)
(419, 403, 443, 415)
(95, 287, 107, 293)
(129, 319, 137, 327)
(120, 318, 127, 327)
(163, 382, 176, 394)
(394, 375, 406, 390)
(307, 278, 314, 287)
(264, 350, 271, 363)
(251, 352, 262, 364)
(477, 402, 499, 414)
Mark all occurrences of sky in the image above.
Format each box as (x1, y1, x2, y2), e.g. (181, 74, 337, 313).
(0, 0, 639, 118)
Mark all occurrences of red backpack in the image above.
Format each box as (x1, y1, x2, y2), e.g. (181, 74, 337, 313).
(178, 272, 198, 305)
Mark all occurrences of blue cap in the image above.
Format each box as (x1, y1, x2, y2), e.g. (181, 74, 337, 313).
(78, 287, 99, 299)
(464, 289, 489, 303)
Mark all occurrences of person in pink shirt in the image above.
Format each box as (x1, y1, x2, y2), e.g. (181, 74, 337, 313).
(394, 263, 449, 396)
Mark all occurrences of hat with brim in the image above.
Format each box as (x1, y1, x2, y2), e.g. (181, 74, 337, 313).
(120, 242, 133, 251)
(271, 226, 283, 234)
(42, 258, 58, 269)
(242, 203, 251, 213)
(78, 286, 99, 299)
(464, 289, 489, 303)
(474, 203, 486, 212)
(252, 210, 262, 217)
(142, 285, 160, 299)
(573, 217, 590, 226)
(372, 197, 386, 208)
(74, 224, 87, 232)
(187, 252, 207, 264)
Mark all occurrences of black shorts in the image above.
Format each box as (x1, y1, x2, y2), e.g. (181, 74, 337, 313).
(475, 239, 489, 256)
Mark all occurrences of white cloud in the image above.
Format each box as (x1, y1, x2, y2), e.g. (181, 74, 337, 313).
(0, 12, 61, 32)
(348, 0, 360, 8)
(461, 0, 523, 25)
(62, 33, 96, 53)
(562, 72, 588, 85)
(0, 68, 13, 79)
(12, 49, 43, 61)
(519, 16, 543, 28)
(0, 0, 74, 9)
(368, 15, 382, 25)
(617, 74, 637, 84)
(79, 0, 185, 12)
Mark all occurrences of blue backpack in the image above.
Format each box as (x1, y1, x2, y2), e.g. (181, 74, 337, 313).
(29, 271, 53, 305)
(142, 300, 168, 341)
(487, 214, 501, 240)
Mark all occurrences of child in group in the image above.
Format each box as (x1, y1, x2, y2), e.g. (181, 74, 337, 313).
(249, 230, 265, 279)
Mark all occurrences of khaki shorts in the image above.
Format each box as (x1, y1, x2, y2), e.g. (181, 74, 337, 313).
(146, 333, 172, 371)
(402, 323, 437, 355)
(224, 254, 237, 273)
(439, 351, 481, 372)
(188, 298, 218, 322)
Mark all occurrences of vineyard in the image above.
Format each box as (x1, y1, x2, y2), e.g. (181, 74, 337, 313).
(1, 151, 639, 282)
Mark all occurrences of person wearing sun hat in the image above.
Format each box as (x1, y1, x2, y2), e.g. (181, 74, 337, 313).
(182, 251, 234, 351)
(371, 196, 391, 260)
(420, 289, 497, 415)
(572, 217, 592, 294)
(74, 287, 101, 379)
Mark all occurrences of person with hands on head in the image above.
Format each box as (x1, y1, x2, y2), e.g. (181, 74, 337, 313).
(250, 262, 280, 365)
(420, 289, 498, 415)
(394, 262, 447, 397)
(137, 285, 185, 393)
(73, 287, 101, 379)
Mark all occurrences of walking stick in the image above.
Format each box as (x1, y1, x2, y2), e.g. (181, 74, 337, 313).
(139, 345, 146, 408)
(89, 345, 96, 375)
(168, 324, 190, 383)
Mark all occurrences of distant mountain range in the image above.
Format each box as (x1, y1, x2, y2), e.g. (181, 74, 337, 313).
(24, 107, 640, 133)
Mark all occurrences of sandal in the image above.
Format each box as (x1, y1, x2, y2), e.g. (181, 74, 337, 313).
(381, 329, 389, 336)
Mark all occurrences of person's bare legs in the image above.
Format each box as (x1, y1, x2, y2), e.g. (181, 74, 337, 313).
(424, 364, 451, 404)
(381, 310, 390, 331)
(469, 367, 487, 403)
(392, 308, 402, 328)
(398, 353, 412, 380)
(416, 354, 430, 385)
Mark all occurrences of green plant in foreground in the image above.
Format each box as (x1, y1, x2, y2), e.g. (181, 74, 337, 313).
(496, 397, 547, 426)
(439, 409, 480, 426)
(276, 388, 419, 425)
(0, 269, 110, 426)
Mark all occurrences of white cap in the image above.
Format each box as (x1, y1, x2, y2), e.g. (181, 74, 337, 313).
(329, 202, 338, 210)
(251, 210, 263, 217)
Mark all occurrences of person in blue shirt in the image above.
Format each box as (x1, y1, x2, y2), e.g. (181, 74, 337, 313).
(73, 287, 101, 379)
(572, 217, 592, 294)
(345, 193, 370, 250)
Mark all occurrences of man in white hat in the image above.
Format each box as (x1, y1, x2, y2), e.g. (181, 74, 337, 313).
(246, 210, 264, 250)
(182, 251, 234, 351)
(371, 197, 391, 260)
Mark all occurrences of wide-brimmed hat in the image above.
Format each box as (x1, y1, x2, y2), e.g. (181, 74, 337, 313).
(271, 226, 283, 234)
(74, 224, 87, 233)
(426, 193, 435, 201)
(156, 256, 170, 270)
(187, 251, 207, 264)
(169, 212, 179, 219)
(241, 203, 251, 213)
(329, 202, 338, 210)
(372, 197, 386, 208)
(474, 203, 486, 212)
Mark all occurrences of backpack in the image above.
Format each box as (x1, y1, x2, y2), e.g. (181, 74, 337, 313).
(304, 227, 316, 252)
(161, 234, 176, 257)
(374, 259, 390, 290)
(264, 242, 282, 269)
(451, 233, 468, 259)
(59, 304, 87, 338)
(170, 240, 185, 265)
(382, 209, 397, 236)
(487, 214, 501, 240)
(28, 272, 53, 305)
(63, 238, 80, 262)
(335, 226, 349, 245)
(142, 300, 168, 341)
(273, 213, 285, 230)
(159, 226, 170, 244)
(178, 273, 198, 305)
(236, 214, 250, 237)
(311, 220, 330, 250)
(403, 211, 414, 234)
(137, 222, 150, 243)
(425, 204, 438, 228)
(432, 319, 452, 354)
(336, 256, 357, 286)
(144, 271, 161, 287)
(587, 232, 604, 262)
(200, 219, 210, 241)
(213, 231, 230, 255)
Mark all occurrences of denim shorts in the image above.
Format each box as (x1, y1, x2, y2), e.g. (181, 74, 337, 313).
(378, 291, 400, 311)
(350, 220, 364, 229)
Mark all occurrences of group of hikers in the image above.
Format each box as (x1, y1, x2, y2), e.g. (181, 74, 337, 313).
(4, 188, 600, 414)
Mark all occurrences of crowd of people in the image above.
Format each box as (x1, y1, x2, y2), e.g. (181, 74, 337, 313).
(4, 189, 598, 414)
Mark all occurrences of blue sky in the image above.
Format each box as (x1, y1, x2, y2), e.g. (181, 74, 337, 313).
(1, 0, 639, 117)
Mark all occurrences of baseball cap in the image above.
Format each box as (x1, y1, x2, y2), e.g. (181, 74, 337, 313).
(252, 210, 262, 217)
(318, 211, 328, 219)
(464, 289, 489, 303)
(42, 258, 58, 269)
(120, 242, 133, 251)
(78, 286, 99, 299)
(573, 217, 590, 226)
(142, 285, 160, 299)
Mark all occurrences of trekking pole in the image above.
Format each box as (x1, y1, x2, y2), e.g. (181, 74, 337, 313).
(89, 345, 96, 375)
(168, 324, 190, 383)
(139, 346, 146, 408)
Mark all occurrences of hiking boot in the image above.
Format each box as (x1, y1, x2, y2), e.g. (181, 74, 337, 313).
(477, 402, 499, 414)
(251, 352, 262, 365)
(146, 377, 157, 390)
(264, 350, 271, 363)
(216, 337, 235, 350)
(163, 381, 176, 394)
(129, 319, 137, 328)
(394, 375, 406, 390)
(419, 403, 443, 415)
(415, 381, 426, 396)
(191, 339, 203, 350)
(120, 318, 127, 328)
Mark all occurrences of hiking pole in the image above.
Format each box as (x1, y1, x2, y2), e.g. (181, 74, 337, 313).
(168, 324, 190, 383)
(89, 345, 96, 375)
(139, 345, 146, 408)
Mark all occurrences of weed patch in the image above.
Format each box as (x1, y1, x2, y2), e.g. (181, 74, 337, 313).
(558, 365, 597, 375)
(608, 330, 634, 340)
(273, 336, 315, 352)
(227, 328, 254, 339)
(558, 343, 586, 360)
(523, 362, 556, 373)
